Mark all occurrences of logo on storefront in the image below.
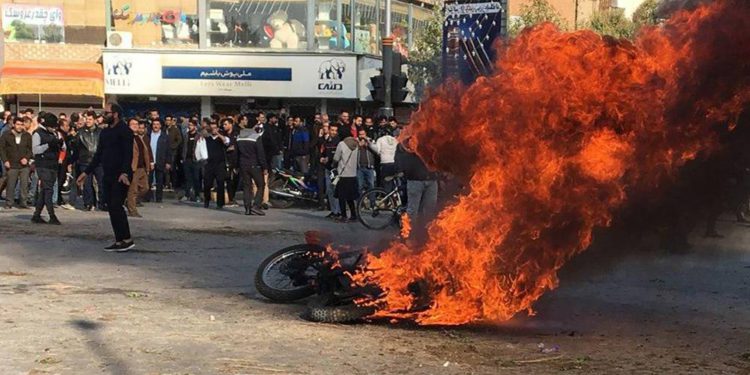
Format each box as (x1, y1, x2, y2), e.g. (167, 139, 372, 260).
(317, 59, 346, 91)
(105, 58, 134, 88)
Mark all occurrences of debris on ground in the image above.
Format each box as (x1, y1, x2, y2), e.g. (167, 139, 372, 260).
(538, 343, 560, 354)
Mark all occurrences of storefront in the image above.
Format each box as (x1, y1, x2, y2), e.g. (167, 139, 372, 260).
(103, 49, 363, 117)
(0, 1, 106, 112)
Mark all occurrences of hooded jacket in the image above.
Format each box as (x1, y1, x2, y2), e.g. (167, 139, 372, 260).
(333, 137, 359, 178)
(370, 135, 398, 164)
(237, 128, 268, 170)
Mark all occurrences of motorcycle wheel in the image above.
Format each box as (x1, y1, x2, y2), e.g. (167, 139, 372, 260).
(305, 299, 375, 324)
(357, 188, 398, 230)
(268, 178, 296, 209)
(255, 244, 325, 302)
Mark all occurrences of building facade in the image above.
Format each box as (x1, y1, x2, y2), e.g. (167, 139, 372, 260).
(1, 0, 433, 118)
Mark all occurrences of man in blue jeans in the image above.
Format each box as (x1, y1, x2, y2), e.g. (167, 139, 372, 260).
(395, 139, 438, 232)
(356, 129, 377, 197)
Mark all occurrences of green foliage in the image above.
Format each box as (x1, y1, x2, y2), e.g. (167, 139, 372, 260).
(632, 0, 662, 29)
(508, 0, 568, 38)
(43, 25, 64, 43)
(585, 8, 636, 40)
(408, 4, 443, 100)
(10, 20, 35, 41)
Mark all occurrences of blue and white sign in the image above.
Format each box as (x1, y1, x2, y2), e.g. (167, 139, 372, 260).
(103, 52, 357, 98)
(161, 67, 293, 81)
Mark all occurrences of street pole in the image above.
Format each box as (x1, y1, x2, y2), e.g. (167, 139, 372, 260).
(381, 36, 394, 118)
(380, 0, 394, 118)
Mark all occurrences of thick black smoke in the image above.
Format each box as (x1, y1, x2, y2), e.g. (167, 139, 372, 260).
(655, 0, 713, 17)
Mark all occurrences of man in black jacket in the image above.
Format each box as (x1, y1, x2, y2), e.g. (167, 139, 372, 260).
(0, 117, 33, 209)
(203, 122, 229, 209)
(31, 113, 63, 225)
(222, 118, 240, 206)
(395, 139, 438, 227)
(76, 111, 103, 211)
(77, 103, 135, 252)
(237, 123, 267, 215)
(181, 119, 202, 202)
(148, 118, 171, 203)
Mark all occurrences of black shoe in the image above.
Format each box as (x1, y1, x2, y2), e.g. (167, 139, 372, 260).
(245, 207, 252, 215)
(260, 203, 270, 210)
(216, 205, 224, 210)
(31, 215, 47, 224)
(48, 216, 61, 225)
(18, 204, 29, 209)
(204, 203, 210, 209)
(347, 217, 358, 223)
(326, 213, 337, 219)
(104, 241, 135, 252)
(251, 207, 266, 216)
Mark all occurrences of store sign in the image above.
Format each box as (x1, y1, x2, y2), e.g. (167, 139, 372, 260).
(2, 4, 64, 26)
(103, 52, 357, 99)
(2, 4, 65, 42)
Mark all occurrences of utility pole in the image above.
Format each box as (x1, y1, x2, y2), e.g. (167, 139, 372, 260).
(380, 0, 394, 118)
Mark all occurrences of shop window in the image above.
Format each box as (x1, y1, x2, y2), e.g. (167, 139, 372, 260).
(208, 0, 308, 49)
(353, 0, 380, 55)
(110, 0, 199, 47)
(313, 0, 352, 51)
(391, 0, 409, 57)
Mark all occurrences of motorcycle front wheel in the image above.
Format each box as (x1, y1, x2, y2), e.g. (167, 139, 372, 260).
(255, 244, 325, 302)
(268, 177, 296, 209)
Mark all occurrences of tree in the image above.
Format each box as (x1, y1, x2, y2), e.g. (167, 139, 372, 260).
(408, 4, 443, 101)
(508, 0, 568, 38)
(585, 8, 636, 40)
(632, 0, 662, 29)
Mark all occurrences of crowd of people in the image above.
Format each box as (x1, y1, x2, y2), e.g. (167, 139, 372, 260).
(0, 106, 440, 230)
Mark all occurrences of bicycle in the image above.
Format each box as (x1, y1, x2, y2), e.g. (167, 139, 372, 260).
(357, 172, 406, 230)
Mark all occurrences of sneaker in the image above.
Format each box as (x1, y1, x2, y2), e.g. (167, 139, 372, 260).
(48, 216, 61, 225)
(31, 215, 47, 224)
(104, 241, 135, 252)
(226, 201, 239, 208)
(261, 203, 270, 210)
(325, 213, 337, 219)
(347, 217, 359, 223)
(250, 207, 266, 216)
(61, 203, 76, 211)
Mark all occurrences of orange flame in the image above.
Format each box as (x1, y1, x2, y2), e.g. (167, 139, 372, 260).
(353, 0, 750, 325)
(400, 213, 412, 239)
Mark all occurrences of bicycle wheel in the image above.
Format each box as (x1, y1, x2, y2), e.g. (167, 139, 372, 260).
(357, 188, 398, 230)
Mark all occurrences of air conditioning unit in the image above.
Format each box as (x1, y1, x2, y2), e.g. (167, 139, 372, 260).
(107, 31, 133, 49)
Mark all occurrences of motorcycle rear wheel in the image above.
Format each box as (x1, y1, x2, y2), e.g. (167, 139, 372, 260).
(255, 244, 325, 302)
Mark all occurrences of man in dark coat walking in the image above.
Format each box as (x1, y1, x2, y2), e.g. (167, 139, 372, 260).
(77, 103, 135, 252)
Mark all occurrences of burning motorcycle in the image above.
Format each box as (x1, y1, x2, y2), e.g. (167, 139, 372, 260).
(268, 169, 320, 209)
(254, 233, 377, 323)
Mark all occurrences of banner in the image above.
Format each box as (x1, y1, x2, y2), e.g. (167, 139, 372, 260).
(442, 0, 507, 84)
(2, 4, 65, 43)
(103, 52, 358, 99)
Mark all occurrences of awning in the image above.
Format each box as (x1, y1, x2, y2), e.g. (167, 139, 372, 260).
(0, 61, 104, 98)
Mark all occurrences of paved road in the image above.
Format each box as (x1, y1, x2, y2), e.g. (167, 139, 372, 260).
(1, 202, 749, 374)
